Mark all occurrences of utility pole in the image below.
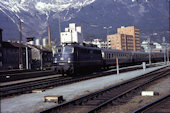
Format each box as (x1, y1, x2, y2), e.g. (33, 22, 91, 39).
(59, 16, 61, 43)
(19, 20, 23, 69)
(58, 1, 61, 45)
(168, 0, 170, 64)
(148, 38, 151, 65)
(169, 0, 170, 44)
(48, 25, 51, 46)
(162, 37, 166, 63)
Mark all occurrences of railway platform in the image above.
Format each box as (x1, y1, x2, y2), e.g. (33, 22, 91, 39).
(1, 64, 169, 113)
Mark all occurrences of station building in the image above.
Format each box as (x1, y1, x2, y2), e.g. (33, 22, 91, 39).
(107, 26, 141, 51)
(27, 44, 52, 69)
(0, 29, 32, 69)
(85, 39, 107, 49)
(2, 41, 32, 69)
(26, 37, 52, 70)
(0, 29, 53, 70)
(91, 39, 107, 49)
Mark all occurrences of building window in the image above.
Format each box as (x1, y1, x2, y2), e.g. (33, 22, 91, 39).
(0, 62, 2, 67)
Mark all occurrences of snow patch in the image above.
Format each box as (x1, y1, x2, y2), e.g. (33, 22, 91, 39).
(0, 0, 96, 37)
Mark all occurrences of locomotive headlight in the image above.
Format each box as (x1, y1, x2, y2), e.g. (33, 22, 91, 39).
(60, 57, 64, 60)
(54, 58, 57, 63)
(68, 58, 71, 63)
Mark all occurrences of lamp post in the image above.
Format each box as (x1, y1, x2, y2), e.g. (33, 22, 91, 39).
(57, 1, 61, 45)
(104, 26, 112, 49)
(104, 26, 112, 35)
(26, 46, 29, 69)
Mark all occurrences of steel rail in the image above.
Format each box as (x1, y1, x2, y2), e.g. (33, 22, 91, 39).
(39, 66, 169, 113)
(86, 70, 169, 113)
(0, 70, 56, 82)
(0, 65, 148, 98)
(132, 94, 170, 113)
(0, 76, 72, 97)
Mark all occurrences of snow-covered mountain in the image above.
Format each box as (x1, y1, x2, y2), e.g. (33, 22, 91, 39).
(0, 0, 96, 39)
(0, 0, 169, 43)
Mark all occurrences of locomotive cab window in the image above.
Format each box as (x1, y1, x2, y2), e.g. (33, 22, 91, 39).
(64, 47, 74, 54)
(56, 48, 62, 53)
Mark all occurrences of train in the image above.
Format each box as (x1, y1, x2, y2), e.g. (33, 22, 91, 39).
(52, 43, 169, 75)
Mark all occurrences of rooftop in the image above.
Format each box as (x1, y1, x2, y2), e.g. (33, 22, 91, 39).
(2, 41, 29, 49)
(28, 44, 52, 52)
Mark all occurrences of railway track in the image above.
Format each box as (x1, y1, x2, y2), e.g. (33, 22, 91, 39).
(0, 65, 141, 98)
(0, 70, 56, 82)
(0, 62, 160, 82)
(0, 76, 71, 97)
(0, 69, 36, 75)
(0, 65, 166, 98)
(132, 94, 170, 113)
(0, 68, 122, 98)
(39, 66, 170, 113)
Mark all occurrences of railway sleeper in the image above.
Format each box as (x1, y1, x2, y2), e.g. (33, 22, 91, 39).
(110, 101, 120, 106)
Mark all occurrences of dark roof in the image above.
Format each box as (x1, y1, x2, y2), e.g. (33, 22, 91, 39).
(28, 44, 52, 52)
(26, 37, 34, 42)
(10, 42, 27, 48)
(2, 42, 14, 48)
(2, 41, 30, 49)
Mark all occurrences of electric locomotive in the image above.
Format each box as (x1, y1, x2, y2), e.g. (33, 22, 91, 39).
(53, 44, 75, 74)
(53, 43, 103, 75)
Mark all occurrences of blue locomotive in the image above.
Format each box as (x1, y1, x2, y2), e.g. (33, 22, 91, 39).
(53, 43, 167, 75)
(53, 43, 102, 75)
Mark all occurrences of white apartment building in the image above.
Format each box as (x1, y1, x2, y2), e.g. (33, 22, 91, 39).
(60, 23, 83, 44)
(153, 42, 162, 49)
(92, 39, 107, 48)
(141, 40, 162, 52)
(85, 39, 107, 48)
